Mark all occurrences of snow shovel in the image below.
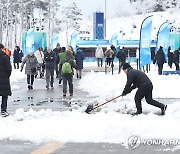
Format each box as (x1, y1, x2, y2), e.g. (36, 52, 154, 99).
(85, 95, 122, 114)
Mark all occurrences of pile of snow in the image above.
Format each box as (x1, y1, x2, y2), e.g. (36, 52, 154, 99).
(0, 62, 179, 148)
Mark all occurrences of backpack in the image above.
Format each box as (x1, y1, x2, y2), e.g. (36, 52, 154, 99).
(61, 59, 72, 74)
(105, 50, 111, 58)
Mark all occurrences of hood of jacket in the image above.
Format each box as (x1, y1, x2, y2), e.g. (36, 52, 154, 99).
(65, 50, 74, 59)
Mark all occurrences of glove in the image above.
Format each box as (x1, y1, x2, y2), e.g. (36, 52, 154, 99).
(121, 91, 126, 96)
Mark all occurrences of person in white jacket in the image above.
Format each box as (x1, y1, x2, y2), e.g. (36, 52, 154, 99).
(35, 48, 44, 78)
(95, 45, 104, 67)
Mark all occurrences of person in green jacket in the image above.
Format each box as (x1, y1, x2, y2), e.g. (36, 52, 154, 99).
(59, 49, 76, 97)
(57, 47, 66, 84)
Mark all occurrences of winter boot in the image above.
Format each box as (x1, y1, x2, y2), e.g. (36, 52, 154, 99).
(132, 111, 142, 116)
(63, 93, 66, 97)
(1, 111, 9, 117)
(28, 84, 31, 90)
(161, 105, 167, 115)
(46, 85, 49, 89)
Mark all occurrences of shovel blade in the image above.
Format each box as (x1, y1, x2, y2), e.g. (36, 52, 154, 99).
(85, 105, 94, 114)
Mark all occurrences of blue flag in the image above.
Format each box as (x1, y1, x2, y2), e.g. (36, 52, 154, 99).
(52, 34, 59, 49)
(70, 31, 79, 52)
(111, 33, 118, 48)
(26, 28, 34, 55)
(156, 22, 170, 58)
(139, 16, 153, 69)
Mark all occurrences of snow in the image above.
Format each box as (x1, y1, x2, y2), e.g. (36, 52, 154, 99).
(1, 4, 180, 149)
(59, 8, 180, 47)
(0, 62, 180, 147)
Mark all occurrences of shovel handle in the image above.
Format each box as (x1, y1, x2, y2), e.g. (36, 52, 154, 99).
(91, 95, 122, 111)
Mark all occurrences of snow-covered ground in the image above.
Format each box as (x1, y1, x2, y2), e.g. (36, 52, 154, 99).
(0, 62, 180, 149)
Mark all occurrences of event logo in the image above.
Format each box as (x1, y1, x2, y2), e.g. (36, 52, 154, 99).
(128, 136, 141, 150)
(128, 136, 180, 150)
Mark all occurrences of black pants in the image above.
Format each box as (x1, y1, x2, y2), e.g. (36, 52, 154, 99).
(118, 60, 125, 74)
(174, 62, 179, 70)
(27, 75, 34, 85)
(97, 58, 103, 67)
(14, 62, 19, 69)
(157, 64, 163, 75)
(106, 58, 112, 66)
(135, 83, 164, 113)
(1, 96, 8, 112)
(62, 75, 73, 94)
(55, 62, 59, 78)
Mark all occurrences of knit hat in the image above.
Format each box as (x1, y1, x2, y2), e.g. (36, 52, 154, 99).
(122, 63, 131, 70)
(0, 43, 4, 49)
(56, 43, 60, 46)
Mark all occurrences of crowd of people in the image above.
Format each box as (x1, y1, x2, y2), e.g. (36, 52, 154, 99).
(20, 43, 84, 98)
(0, 43, 86, 117)
(96, 45, 180, 75)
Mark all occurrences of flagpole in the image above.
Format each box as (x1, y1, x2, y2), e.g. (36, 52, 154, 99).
(104, 0, 106, 39)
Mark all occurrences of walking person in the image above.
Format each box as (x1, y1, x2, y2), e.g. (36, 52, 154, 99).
(75, 49, 84, 79)
(68, 46, 75, 57)
(35, 47, 44, 78)
(0, 44, 12, 117)
(95, 45, 104, 67)
(110, 45, 116, 67)
(13, 46, 21, 69)
(116, 46, 126, 74)
(121, 63, 167, 116)
(44, 47, 55, 89)
(105, 47, 114, 66)
(153, 46, 166, 75)
(21, 51, 38, 90)
(173, 47, 180, 70)
(168, 48, 174, 69)
(53, 43, 61, 78)
(57, 47, 66, 85)
(59, 50, 76, 97)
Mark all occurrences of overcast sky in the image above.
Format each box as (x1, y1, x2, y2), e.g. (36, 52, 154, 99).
(61, 0, 130, 20)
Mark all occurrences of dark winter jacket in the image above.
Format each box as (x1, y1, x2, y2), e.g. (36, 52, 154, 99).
(122, 67, 152, 95)
(53, 47, 61, 58)
(153, 49, 166, 65)
(168, 51, 173, 66)
(110, 45, 116, 60)
(75, 50, 84, 69)
(21, 54, 39, 75)
(44, 51, 55, 69)
(116, 49, 126, 62)
(13, 49, 21, 63)
(0, 49, 12, 96)
(173, 50, 180, 63)
(59, 50, 76, 76)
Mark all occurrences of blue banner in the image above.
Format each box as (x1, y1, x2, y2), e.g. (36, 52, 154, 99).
(52, 34, 59, 49)
(139, 16, 153, 68)
(70, 31, 79, 51)
(26, 28, 34, 55)
(111, 33, 118, 47)
(156, 22, 170, 58)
